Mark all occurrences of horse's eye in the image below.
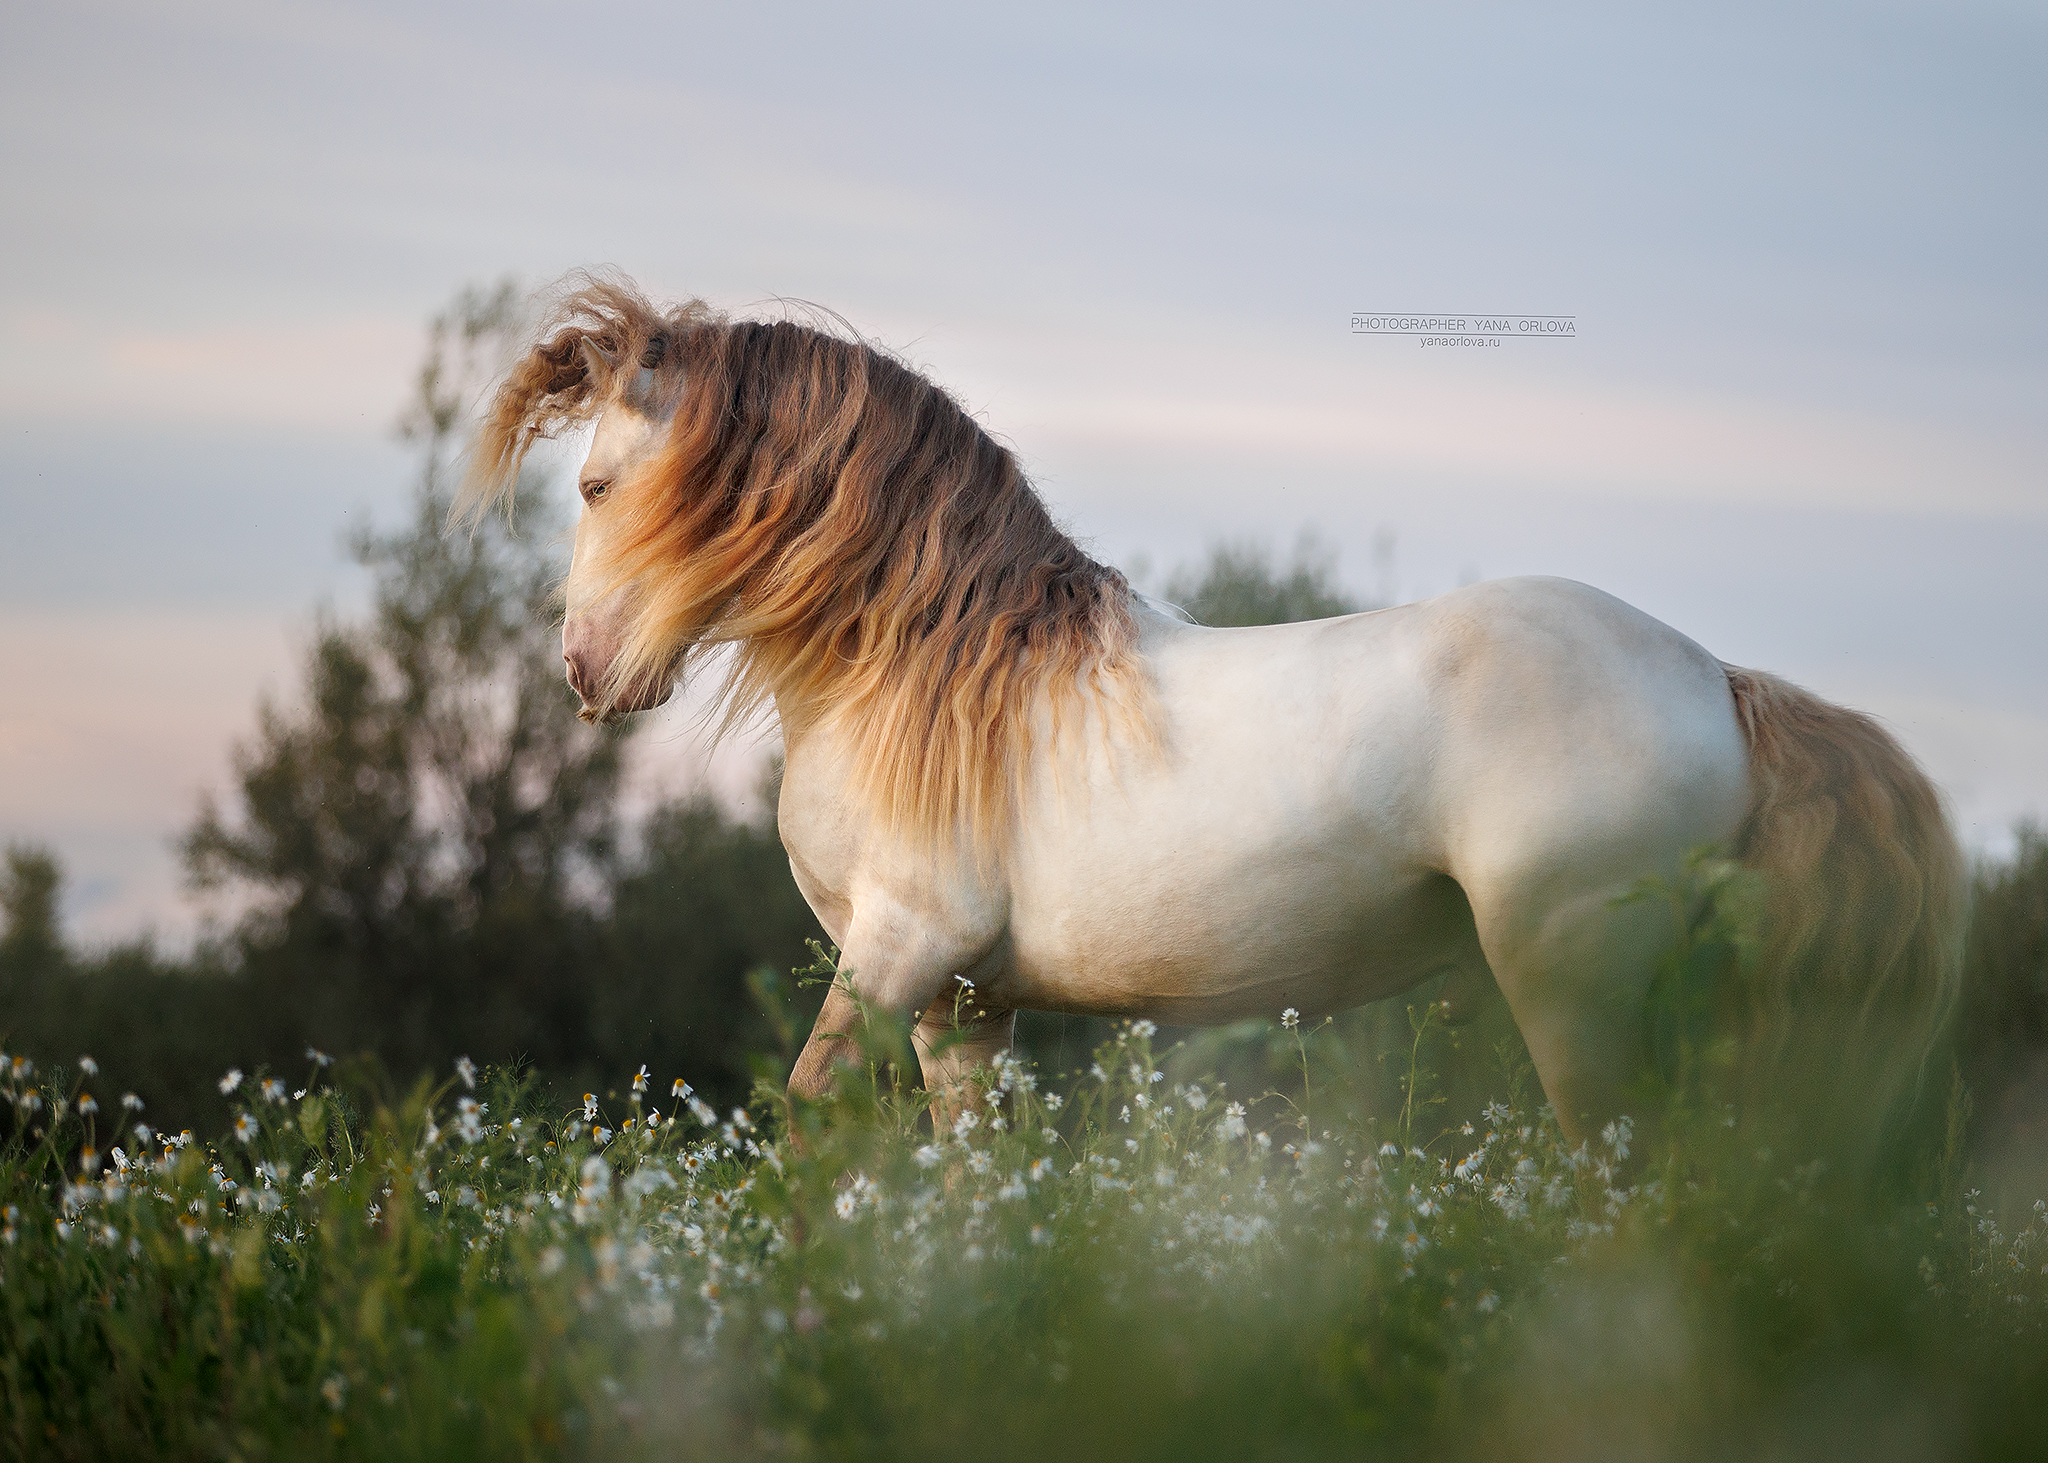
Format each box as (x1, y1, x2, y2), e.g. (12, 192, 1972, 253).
(581, 479, 611, 504)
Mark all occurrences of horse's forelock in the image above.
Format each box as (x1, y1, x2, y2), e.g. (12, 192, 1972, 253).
(455, 276, 713, 528)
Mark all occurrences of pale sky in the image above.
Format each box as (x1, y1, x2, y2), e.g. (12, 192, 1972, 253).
(3, 1, 2044, 943)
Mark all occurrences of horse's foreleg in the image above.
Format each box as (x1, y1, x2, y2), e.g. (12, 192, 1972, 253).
(789, 982, 866, 1102)
(786, 895, 995, 1106)
(916, 995, 1017, 1137)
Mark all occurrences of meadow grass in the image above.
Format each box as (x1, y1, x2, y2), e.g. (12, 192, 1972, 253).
(4, 945, 2047, 1460)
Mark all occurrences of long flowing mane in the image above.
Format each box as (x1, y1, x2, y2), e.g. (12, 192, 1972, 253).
(461, 275, 1152, 857)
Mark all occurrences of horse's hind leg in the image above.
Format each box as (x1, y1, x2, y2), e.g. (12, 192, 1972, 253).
(1470, 881, 1670, 1139)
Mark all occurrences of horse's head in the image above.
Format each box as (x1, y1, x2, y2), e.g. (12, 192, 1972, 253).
(466, 271, 1149, 857)
(458, 278, 714, 727)
(561, 333, 683, 723)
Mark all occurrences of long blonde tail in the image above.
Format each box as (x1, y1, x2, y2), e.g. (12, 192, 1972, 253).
(1722, 666, 1967, 1128)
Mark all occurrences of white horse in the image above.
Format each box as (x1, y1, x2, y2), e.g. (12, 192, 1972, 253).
(463, 277, 1964, 1139)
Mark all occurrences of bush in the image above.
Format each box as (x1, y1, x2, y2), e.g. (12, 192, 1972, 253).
(1960, 825, 2048, 1124)
(4, 1002, 2044, 1461)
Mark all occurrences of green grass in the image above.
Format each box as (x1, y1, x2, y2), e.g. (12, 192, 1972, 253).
(4, 964, 2046, 1459)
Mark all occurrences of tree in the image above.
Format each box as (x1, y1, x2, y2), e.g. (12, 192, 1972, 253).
(1958, 824, 2048, 1156)
(0, 847, 64, 980)
(1, 849, 67, 1110)
(184, 284, 633, 1083)
(1158, 531, 1368, 627)
(596, 785, 829, 1095)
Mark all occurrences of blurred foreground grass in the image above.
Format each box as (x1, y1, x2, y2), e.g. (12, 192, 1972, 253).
(4, 965, 2047, 1460)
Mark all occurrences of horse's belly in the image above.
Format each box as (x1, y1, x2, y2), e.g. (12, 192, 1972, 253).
(990, 619, 1461, 1024)
(997, 847, 1480, 1025)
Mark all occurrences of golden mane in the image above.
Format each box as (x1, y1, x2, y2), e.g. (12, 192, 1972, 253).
(462, 275, 1153, 858)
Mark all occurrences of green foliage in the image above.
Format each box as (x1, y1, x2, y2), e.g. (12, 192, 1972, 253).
(1616, 850, 1762, 1105)
(0, 286, 822, 1136)
(595, 791, 829, 1098)
(1, 849, 63, 976)
(1959, 824, 2048, 1125)
(4, 956, 2046, 1461)
(1157, 530, 1369, 627)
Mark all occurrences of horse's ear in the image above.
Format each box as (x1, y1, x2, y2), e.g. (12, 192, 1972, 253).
(579, 335, 620, 384)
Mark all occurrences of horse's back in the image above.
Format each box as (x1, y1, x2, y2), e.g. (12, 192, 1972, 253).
(1135, 574, 1750, 914)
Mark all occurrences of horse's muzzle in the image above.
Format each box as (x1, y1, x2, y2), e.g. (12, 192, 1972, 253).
(565, 654, 675, 724)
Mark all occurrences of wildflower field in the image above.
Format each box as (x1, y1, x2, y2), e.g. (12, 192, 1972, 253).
(5, 953, 2047, 1463)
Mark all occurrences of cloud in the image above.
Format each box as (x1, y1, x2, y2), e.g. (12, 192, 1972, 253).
(0, 608, 303, 944)
(0, 605, 778, 947)
(960, 326, 2046, 519)
(1, 312, 420, 431)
